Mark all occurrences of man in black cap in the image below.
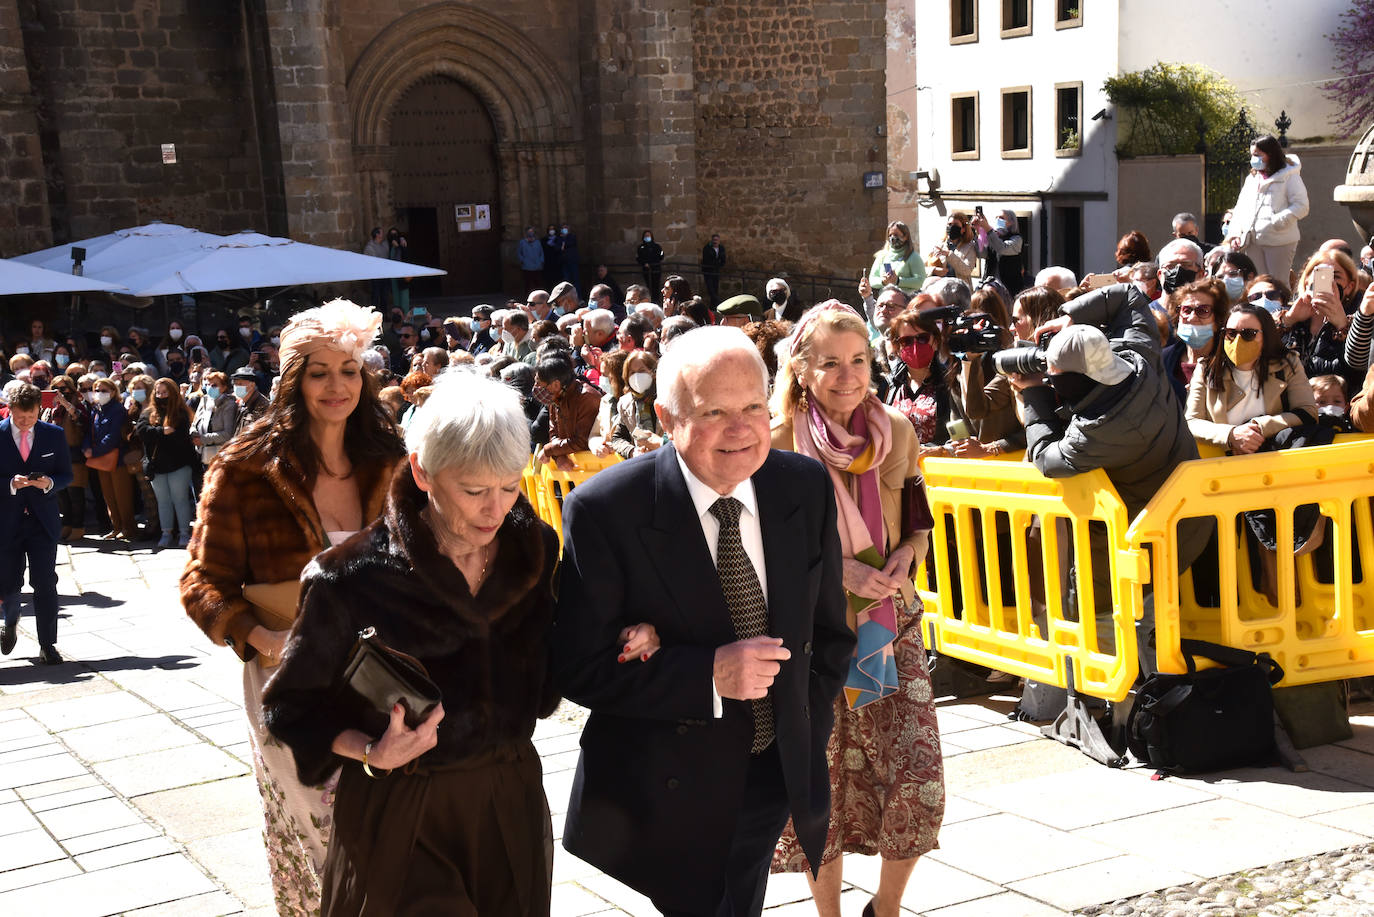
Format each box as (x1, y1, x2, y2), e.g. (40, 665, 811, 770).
(716, 294, 764, 329)
(231, 366, 270, 435)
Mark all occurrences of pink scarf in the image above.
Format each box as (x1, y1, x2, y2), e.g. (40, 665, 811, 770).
(793, 393, 892, 558)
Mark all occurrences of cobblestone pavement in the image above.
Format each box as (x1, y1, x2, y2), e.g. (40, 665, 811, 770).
(0, 539, 1370, 915)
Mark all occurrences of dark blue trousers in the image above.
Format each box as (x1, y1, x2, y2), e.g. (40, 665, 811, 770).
(2, 517, 60, 650)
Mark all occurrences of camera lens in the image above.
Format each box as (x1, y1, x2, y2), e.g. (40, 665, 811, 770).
(993, 347, 1047, 376)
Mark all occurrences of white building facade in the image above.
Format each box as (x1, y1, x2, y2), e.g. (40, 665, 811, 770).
(904, 0, 1356, 282)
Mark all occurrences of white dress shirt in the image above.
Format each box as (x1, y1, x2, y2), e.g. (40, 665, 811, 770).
(674, 451, 769, 717)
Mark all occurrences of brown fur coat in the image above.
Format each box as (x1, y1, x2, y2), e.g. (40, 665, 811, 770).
(180, 436, 397, 660)
(262, 462, 560, 785)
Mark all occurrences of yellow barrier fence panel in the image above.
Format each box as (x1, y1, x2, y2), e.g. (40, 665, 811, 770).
(916, 457, 1147, 702)
(1130, 436, 1374, 687)
(533, 451, 624, 545)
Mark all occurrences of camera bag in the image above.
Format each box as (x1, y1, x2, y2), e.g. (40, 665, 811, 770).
(1126, 639, 1283, 774)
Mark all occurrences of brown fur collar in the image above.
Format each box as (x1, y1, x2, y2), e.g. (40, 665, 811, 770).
(364, 462, 552, 626)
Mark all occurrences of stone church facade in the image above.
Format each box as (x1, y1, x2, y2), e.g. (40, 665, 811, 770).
(2, 0, 889, 296)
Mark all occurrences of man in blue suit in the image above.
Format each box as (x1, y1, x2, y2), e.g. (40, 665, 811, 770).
(0, 383, 74, 664)
(555, 327, 853, 917)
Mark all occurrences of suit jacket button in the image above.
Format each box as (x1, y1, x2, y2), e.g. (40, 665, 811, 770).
(676, 724, 688, 735)
(802, 641, 813, 654)
(666, 777, 680, 790)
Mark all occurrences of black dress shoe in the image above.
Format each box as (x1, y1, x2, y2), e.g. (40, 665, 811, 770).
(1, 624, 15, 656)
(38, 646, 62, 665)
(863, 898, 877, 917)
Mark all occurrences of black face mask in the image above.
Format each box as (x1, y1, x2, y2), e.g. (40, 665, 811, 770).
(767, 290, 787, 305)
(1161, 265, 1197, 294)
(169, 362, 184, 372)
(1048, 371, 1098, 407)
(1180, 233, 1201, 248)
(217, 339, 230, 348)
(154, 397, 169, 410)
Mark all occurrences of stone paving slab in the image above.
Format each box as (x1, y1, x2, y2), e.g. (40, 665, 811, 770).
(0, 542, 1369, 915)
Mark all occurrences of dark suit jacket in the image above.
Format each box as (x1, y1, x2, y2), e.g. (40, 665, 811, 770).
(554, 445, 852, 912)
(700, 243, 726, 273)
(0, 420, 74, 545)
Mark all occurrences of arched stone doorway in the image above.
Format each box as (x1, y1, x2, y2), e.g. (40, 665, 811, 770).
(389, 76, 501, 297)
(348, 2, 585, 298)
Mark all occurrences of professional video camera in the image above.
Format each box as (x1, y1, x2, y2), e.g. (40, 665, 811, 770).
(943, 312, 1004, 354)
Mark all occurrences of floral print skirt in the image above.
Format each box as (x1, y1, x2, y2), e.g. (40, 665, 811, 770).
(244, 661, 337, 917)
(772, 596, 945, 870)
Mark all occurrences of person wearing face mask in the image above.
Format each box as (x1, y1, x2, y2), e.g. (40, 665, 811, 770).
(1224, 134, 1309, 280)
(1161, 278, 1226, 406)
(467, 305, 497, 355)
(517, 225, 545, 294)
(134, 378, 198, 548)
(973, 209, 1027, 294)
(531, 353, 601, 471)
(210, 327, 249, 375)
(82, 377, 137, 541)
(1215, 251, 1258, 305)
(927, 212, 979, 286)
(608, 351, 662, 459)
(191, 371, 240, 468)
(42, 376, 89, 542)
(557, 223, 580, 289)
(1170, 212, 1202, 250)
(237, 317, 263, 352)
(882, 310, 951, 454)
(231, 366, 270, 435)
(155, 323, 185, 374)
(1283, 250, 1361, 388)
(51, 345, 74, 377)
(867, 220, 925, 296)
(636, 229, 665, 294)
(764, 277, 803, 322)
(500, 312, 536, 365)
(1008, 284, 1212, 672)
(1155, 237, 1206, 301)
(93, 325, 122, 370)
(1308, 374, 1354, 432)
(163, 348, 190, 387)
(539, 222, 563, 289)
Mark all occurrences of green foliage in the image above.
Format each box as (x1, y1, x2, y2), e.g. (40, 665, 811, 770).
(1103, 63, 1246, 157)
(1058, 128, 1080, 151)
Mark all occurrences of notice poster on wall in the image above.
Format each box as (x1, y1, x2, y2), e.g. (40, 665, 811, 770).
(474, 204, 491, 231)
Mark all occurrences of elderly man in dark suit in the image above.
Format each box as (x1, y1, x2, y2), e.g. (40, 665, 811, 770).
(0, 383, 74, 664)
(555, 326, 853, 917)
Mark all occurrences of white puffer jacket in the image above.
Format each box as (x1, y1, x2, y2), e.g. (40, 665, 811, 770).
(1229, 154, 1309, 247)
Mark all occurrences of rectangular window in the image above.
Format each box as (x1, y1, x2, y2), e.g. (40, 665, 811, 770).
(1001, 87, 1031, 158)
(1052, 204, 1083, 279)
(951, 92, 980, 160)
(1056, 0, 1082, 28)
(1001, 0, 1031, 37)
(951, 0, 978, 43)
(1055, 82, 1082, 156)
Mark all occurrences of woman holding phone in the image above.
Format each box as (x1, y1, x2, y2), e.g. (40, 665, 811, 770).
(1279, 249, 1360, 386)
(867, 220, 924, 295)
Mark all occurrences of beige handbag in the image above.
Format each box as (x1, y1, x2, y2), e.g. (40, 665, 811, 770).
(242, 580, 302, 668)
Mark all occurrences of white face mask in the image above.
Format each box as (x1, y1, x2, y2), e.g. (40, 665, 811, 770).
(100, 335, 113, 347)
(169, 328, 183, 340)
(233, 384, 249, 400)
(95, 391, 112, 406)
(271, 336, 280, 346)
(1318, 404, 1346, 419)
(239, 327, 252, 339)
(84, 392, 98, 404)
(14, 346, 28, 356)
(501, 329, 516, 345)
(628, 372, 654, 395)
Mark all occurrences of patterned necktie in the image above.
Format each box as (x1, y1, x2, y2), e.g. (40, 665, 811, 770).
(19, 429, 30, 462)
(709, 496, 775, 754)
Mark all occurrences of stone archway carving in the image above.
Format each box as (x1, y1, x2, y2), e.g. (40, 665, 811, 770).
(347, 2, 584, 255)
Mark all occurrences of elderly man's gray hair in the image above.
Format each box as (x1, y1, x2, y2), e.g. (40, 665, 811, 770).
(658, 315, 698, 348)
(584, 309, 615, 334)
(406, 369, 529, 477)
(360, 349, 386, 373)
(1034, 266, 1078, 290)
(656, 326, 768, 417)
(1157, 237, 1204, 269)
(1171, 212, 1198, 232)
(925, 277, 971, 311)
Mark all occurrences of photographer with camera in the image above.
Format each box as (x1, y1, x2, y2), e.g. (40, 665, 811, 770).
(1003, 283, 1211, 668)
(943, 287, 1024, 458)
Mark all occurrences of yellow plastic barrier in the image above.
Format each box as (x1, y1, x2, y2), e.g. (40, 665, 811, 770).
(916, 457, 1148, 702)
(527, 451, 623, 544)
(1130, 435, 1374, 687)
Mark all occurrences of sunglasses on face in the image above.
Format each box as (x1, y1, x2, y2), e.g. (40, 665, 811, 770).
(1247, 290, 1283, 304)
(896, 333, 933, 348)
(1179, 305, 1213, 318)
(1223, 327, 1260, 342)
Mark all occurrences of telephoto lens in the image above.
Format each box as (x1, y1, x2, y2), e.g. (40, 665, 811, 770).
(992, 343, 1047, 376)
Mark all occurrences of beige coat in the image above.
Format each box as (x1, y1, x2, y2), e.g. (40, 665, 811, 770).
(771, 402, 930, 607)
(1185, 351, 1317, 447)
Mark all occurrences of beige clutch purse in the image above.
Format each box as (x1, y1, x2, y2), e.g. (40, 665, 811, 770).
(242, 580, 302, 668)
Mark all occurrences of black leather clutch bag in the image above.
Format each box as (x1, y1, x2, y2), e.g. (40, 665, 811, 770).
(340, 627, 441, 730)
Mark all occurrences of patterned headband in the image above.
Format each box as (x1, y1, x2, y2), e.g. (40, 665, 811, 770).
(788, 299, 864, 357)
(277, 299, 383, 371)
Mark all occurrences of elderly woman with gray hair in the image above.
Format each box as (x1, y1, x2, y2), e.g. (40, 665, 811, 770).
(262, 369, 657, 917)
